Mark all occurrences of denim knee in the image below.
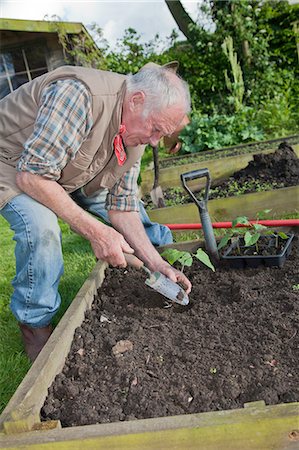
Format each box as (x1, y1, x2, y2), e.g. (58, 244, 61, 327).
(1, 195, 64, 327)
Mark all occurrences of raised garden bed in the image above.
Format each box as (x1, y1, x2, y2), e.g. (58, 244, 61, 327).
(0, 236, 298, 448)
(146, 143, 299, 223)
(140, 136, 299, 194)
(145, 143, 299, 208)
(40, 234, 299, 428)
(160, 135, 299, 169)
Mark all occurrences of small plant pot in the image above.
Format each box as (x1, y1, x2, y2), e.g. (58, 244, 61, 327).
(221, 233, 295, 269)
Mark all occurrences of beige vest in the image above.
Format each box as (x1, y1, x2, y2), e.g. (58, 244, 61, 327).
(0, 66, 145, 208)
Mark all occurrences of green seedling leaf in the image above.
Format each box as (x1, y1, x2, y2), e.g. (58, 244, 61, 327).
(265, 230, 274, 235)
(232, 216, 250, 227)
(178, 252, 193, 267)
(256, 209, 272, 219)
(217, 234, 230, 250)
(278, 231, 289, 240)
(253, 223, 267, 231)
(194, 248, 215, 272)
(250, 233, 261, 246)
(161, 248, 182, 265)
(162, 248, 215, 272)
(244, 231, 253, 246)
(244, 231, 260, 247)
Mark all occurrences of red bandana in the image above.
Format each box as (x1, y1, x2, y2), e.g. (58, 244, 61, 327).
(114, 124, 127, 166)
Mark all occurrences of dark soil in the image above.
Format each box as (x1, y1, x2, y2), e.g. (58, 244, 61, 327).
(144, 143, 299, 209)
(41, 235, 299, 427)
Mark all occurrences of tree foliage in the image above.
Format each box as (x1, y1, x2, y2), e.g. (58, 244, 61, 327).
(164, 0, 299, 149)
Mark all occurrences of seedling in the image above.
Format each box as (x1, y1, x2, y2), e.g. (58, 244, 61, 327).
(161, 248, 215, 272)
(217, 210, 289, 254)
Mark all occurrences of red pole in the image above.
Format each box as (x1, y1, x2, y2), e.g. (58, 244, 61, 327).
(165, 219, 299, 230)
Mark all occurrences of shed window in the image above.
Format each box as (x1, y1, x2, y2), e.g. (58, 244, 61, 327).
(0, 43, 48, 99)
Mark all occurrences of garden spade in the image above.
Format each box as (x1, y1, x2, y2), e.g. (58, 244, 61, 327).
(124, 253, 189, 306)
(181, 168, 219, 262)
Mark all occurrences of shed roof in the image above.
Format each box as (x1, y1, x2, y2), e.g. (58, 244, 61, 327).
(0, 18, 87, 35)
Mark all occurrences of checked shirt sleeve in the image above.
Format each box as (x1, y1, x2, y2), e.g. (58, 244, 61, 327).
(17, 79, 93, 180)
(105, 159, 141, 212)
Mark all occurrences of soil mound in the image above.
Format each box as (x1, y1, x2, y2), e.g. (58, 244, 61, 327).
(233, 143, 299, 186)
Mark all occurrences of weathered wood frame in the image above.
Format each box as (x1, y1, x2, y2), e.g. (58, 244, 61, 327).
(148, 185, 299, 224)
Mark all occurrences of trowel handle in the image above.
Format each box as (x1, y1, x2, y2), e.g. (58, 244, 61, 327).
(124, 253, 145, 270)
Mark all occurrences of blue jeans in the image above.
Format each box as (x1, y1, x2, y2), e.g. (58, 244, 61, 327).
(1, 194, 63, 328)
(71, 188, 173, 247)
(1, 191, 172, 327)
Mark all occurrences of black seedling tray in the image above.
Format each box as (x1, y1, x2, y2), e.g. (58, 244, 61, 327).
(221, 233, 294, 269)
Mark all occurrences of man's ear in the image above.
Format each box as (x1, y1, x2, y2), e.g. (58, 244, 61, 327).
(129, 91, 145, 112)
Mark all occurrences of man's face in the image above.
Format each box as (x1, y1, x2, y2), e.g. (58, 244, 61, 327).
(121, 92, 184, 148)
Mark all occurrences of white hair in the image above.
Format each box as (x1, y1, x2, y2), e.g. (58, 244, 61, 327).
(126, 66, 191, 117)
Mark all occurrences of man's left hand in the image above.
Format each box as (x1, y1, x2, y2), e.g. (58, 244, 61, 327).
(153, 261, 192, 294)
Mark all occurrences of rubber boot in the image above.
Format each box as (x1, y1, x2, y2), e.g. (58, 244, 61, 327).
(19, 323, 53, 362)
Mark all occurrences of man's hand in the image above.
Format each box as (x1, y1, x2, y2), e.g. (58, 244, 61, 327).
(149, 260, 192, 294)
(89, 225, 134, 267)
(109, 210, 192, 295)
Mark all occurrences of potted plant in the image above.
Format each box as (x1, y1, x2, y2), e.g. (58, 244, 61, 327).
(218, 211, 294, 268)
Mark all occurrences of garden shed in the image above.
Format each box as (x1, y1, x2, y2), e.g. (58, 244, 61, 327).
(0, 18, 97, 99)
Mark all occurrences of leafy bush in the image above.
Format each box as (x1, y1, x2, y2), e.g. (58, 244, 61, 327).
(179, 81, 299, 155)
(179, 107, 264, 154)
(255, 92, 299, 138)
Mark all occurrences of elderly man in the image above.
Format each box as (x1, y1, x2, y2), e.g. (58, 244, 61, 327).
(0, 63, 192, 361)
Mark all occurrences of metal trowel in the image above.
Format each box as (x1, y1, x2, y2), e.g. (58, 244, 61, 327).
(124, 253, 189, 306)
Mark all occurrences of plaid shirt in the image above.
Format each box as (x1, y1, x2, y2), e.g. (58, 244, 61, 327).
(17, 79, 140, 212)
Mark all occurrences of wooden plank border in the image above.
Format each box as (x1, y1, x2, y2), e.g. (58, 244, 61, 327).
(148, 186, 299, 224)
(0, 260, 107, 434)
(1, 401, 298, 449)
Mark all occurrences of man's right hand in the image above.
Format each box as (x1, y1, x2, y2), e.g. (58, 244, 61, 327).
(89, 224, 134, 268)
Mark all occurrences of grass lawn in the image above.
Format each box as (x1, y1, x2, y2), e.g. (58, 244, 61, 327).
(0, 215, 96, 414)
